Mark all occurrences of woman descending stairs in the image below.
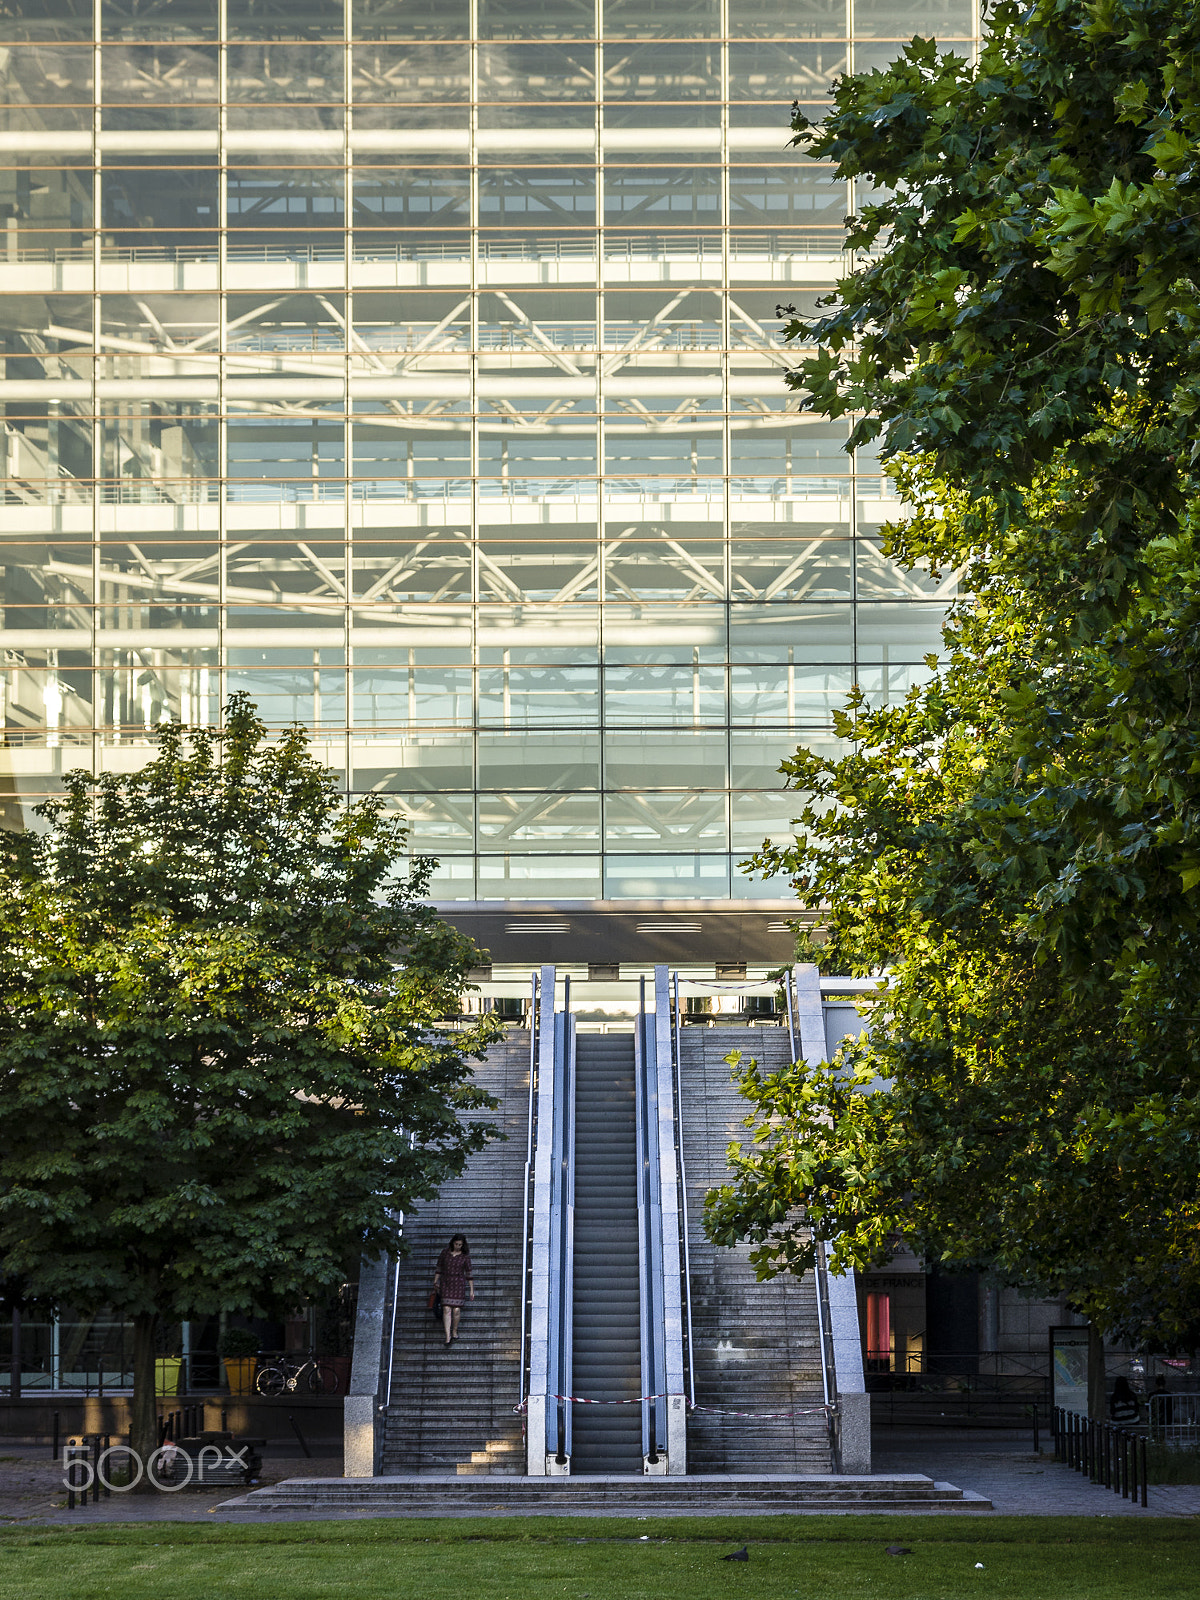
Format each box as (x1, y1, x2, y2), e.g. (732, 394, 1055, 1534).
(380, 1032, 529, 1475)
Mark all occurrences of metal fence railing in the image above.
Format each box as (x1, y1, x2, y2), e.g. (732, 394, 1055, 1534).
(1053, 1407, 1148, 1508)
(1149, 1392, 1200, 1447)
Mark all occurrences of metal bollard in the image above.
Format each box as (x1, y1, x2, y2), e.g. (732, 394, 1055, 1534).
(52, 1411, 59, 1462)
(288, 1413, 312, 1459)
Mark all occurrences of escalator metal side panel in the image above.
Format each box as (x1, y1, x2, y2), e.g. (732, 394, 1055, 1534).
(557, 1010, 576, 1464)
(652, 964, 688, 1473)
(634, 1003, 659, 1467)
(527, 964, 570, 1476)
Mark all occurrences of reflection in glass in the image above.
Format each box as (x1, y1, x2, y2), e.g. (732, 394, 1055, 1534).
(478, 790, 601, 848)
(101, 44, 220, 102)
(477, 42, 597, 101)
(0, 5, 976, 907)
(853, 0, 972, 37)
(602, 42, 720, 99)
(352, 660, 473, 726)
(604, 790, 727, 851)
(351, 44, 471, 101)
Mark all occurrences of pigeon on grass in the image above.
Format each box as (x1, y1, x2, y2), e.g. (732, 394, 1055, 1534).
(885, 1544, 912, 1556)
(722, 1546, 749, 1562)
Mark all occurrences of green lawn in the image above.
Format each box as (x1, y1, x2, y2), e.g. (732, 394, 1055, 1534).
(0, 1516, 1197, 1600)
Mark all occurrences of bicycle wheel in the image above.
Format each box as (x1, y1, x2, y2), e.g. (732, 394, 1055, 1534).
(255, 1365, 286, 1397)
(308, 1363, 340, 1396)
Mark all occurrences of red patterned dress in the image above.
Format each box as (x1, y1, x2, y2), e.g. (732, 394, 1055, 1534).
(434, 1246, 473, 1306)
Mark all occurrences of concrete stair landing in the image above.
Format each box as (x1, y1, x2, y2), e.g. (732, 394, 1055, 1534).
(226, 1473, 991, 1514)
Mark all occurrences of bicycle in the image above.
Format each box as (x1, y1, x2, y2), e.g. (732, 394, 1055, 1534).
(254, 1350, 340, 1396)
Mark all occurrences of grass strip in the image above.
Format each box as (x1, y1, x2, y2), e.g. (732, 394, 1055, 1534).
(0, 1513, 1198, 1600)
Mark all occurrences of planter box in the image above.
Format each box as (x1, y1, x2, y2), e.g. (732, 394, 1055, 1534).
(222, 1357, 257, 1397)
(155, 1357, 183, 1398)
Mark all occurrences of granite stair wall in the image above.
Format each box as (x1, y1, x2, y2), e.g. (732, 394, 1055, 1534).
(679, 1026, 833, 1474)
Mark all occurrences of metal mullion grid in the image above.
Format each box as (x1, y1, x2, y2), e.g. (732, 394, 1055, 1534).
(342, 0, 353, 797)
(593, 0, 608, 894)
(470, 0, 481, 895)
(90, 0, 101, 768)
(218, 0, 228, 733)
(844, 0, 860, 685)
(844, 0, 857, 281)
(719, 0, 732, 879)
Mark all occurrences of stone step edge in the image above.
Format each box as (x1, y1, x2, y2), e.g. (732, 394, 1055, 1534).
(223, 1491, 994, 1514)
(229, 1473, 975, 1502)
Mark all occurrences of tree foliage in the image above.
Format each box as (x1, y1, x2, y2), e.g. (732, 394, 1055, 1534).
(705, 0, 1200, 1351)
(0, 696, 502, 1457)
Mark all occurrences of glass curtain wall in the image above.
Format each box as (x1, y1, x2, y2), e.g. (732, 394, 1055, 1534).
(0, 0, 975, 904)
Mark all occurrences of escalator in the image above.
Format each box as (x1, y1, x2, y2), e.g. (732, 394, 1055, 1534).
(569, 1034, 643, 1472)
(525, 967, 686, 1475)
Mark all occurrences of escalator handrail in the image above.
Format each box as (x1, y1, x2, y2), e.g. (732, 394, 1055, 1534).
(634, 976, 668, 1462)
(672, 969, 696, 1408)
(517, 972, 538, 1414)
(544, 979, 575, 1462)
(560, 983, 575, 1460)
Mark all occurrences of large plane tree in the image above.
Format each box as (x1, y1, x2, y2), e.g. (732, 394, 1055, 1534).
(706, 0, 1200, 1361)
(0, 696, 501, 1479)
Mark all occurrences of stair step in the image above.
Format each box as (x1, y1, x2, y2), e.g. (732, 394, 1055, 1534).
(229, 1474, 990, 1513)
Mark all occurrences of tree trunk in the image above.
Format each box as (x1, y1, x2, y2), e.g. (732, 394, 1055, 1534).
(130, 1311, 159, 1492)
(1087, 1322, 1107, 1422)
(9, 1308, 20, 1403)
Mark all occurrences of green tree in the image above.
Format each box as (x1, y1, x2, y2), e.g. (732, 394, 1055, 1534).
(705, 0, 1200, 1359)
(0, 697, 502, 1476)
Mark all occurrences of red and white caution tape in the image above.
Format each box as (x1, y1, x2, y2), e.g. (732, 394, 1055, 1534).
(516, 1394, 834, 1420)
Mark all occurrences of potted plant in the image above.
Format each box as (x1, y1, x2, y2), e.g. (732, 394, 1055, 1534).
(220, 1328, 260, 1396)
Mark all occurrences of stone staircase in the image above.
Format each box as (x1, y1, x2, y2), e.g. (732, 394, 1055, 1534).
(228, 1473, 990, 1514)
(379, 1030, 530, 1476)
(679, 1027, 833, 1474)
(355, 1020, 852, 1484)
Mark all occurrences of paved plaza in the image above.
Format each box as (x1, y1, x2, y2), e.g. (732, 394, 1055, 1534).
(0, 1433, 1195, 1524)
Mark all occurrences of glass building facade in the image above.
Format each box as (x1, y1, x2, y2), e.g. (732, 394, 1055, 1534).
(0, 0, 974, 957)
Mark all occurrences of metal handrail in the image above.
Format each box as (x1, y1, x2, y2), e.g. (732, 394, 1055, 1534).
(784, 965, 797, 1062)
(378, 1119, 415, 1435)
(786, 969, 835, 1419)
(634, 975, 667, 1464)
(812, 1237, 835, 1416)
(516, 971, 538, 1413)
(634, 976, 653, 1462)
(381, 1247, 402, 1428)
(560, 975, 575, 1464)
(542, 971, 575, 1465)
(672, 970, 696, 1408)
